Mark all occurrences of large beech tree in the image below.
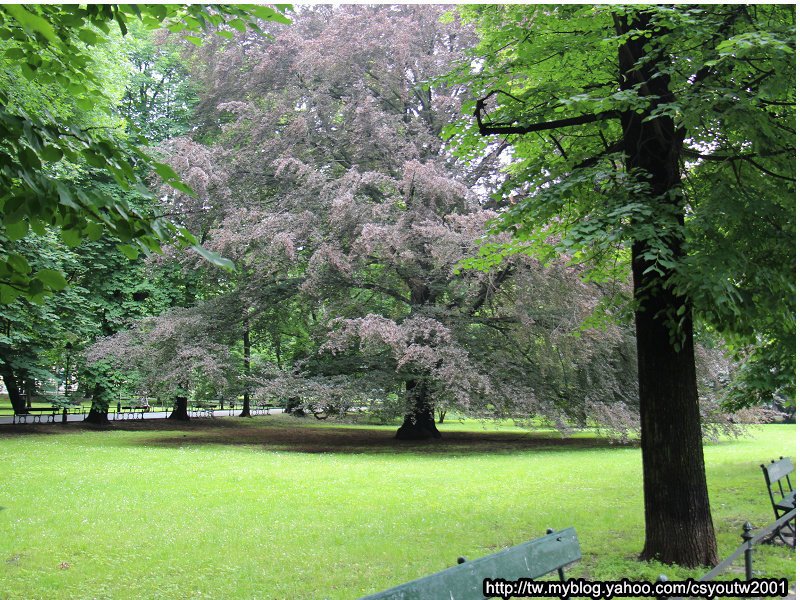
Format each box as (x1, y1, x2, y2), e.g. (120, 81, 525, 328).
(455, 5, 794, 567)
(109, 6, 646, 438)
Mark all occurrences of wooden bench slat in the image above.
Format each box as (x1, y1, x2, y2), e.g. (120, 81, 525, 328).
(763, 457, 794, 484)
(776, 490, 796, 510)
(361, 528, 580, 600)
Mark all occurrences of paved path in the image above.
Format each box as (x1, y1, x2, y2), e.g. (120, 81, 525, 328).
(0, 408, 284, 425)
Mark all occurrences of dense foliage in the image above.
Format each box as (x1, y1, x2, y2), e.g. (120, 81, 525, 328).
(0, 4, 290, 304)
(0, 4, 289, 414)
(451, 4, 795, 409)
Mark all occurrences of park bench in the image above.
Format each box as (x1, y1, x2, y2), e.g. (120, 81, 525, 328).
(761, 456, 795, 545)
(251, 402, 275, 416)
(115, 401, 148, 420)
(361, 528, 580, 600)
(12, 406, 60, 424)
(190, 402, 216, 418)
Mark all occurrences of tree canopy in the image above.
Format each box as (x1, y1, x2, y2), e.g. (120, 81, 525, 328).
(0, 4, 290, 303)
(452, 4, 795, 409)
(450, 3, 794, 567)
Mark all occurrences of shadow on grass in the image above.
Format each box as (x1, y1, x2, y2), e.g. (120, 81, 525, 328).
(118, 417, 634, 456)
(0, 416, 636, 455)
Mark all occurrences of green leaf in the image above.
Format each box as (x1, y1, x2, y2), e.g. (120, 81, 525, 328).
(77, 28, 102, 45)
(61, 228, 82, 248)
(6, 219, 28, 241)
(192, 245, 235, 271)
(35, 269, 68, 291)
(247, 5, 292, 25)
(7, 254, 30, 274)
(40, 145, 63, 162)
(228, 18, 247, 32)
(4, 5, 58, 44)
(0, 283, 22, 304)
(152, 160, 180, 181)
(185, 35, 203, 47)
(4, 47, 25, 59)
(85, 222, 104, 241)
(29, 218, 46, 235)
(152, 161, 196, 196)
(116, 243, 140, 260)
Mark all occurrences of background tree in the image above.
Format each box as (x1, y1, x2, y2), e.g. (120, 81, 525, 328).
(453, 4, 794, 567)
(0, 6, 290, 419)
(0, 4, 290, 303)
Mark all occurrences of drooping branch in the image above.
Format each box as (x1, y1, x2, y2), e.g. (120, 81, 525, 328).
(741, 157, 795, 182)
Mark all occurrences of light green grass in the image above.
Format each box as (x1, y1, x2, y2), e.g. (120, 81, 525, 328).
(0, 417, 794, 599)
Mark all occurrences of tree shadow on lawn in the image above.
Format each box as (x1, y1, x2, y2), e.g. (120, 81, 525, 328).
(111, 418, 635, 456)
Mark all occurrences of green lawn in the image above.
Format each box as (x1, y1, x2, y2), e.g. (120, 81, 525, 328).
(0, 416, 794, 599)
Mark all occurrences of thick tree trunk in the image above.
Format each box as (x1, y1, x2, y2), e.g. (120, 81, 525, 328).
(396, 379, 441, 440)
(0, 362, 27, 414)
(168, 396, 190, 420)
(617, 11, 718, 567)
(84, 407, 109, 425)
(239, 313, 251, 418)
(396, 281, 442, 440)
(240, 394, 251, 418)
(84, 383, 109, 425)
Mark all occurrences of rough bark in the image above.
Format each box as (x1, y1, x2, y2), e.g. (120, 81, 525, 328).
(617, 11, 718, 567)
(168, 396, 190, 420)
(0, 362, 26, 414)
(395, 379, 441, 440)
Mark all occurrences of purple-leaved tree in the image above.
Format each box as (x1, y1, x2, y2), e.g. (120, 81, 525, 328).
(92, 7, 734, 440)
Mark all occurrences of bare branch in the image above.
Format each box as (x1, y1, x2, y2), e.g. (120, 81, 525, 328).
(681, 147, 795, 162)
(474, 92, 617, 136)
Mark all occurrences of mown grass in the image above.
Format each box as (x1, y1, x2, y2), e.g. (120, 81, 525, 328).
(0, 416, 794, 599)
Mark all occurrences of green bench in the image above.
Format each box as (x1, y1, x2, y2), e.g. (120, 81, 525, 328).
(761, 457, 795, 545)
(361, 528, 580, 600)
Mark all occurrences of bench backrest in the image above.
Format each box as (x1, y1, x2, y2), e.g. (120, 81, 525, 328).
(361, 528, 580, 600)
(762, 457, 793, 487)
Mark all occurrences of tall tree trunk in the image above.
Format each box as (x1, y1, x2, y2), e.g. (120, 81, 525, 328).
(617, 11, 718, 567)
(168, 396, 190, 420)
(84, 383, 110, 425)
(0, 362, 27, 414)
(239, 312, 251, 417)
(396, 379, 441, 440)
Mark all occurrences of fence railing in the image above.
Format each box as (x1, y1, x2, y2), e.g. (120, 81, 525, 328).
(660, 508, 795, 599)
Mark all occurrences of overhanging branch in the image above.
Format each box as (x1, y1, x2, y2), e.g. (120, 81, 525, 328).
(475, 91, 617, 136)
(682, 147, 795, 162)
